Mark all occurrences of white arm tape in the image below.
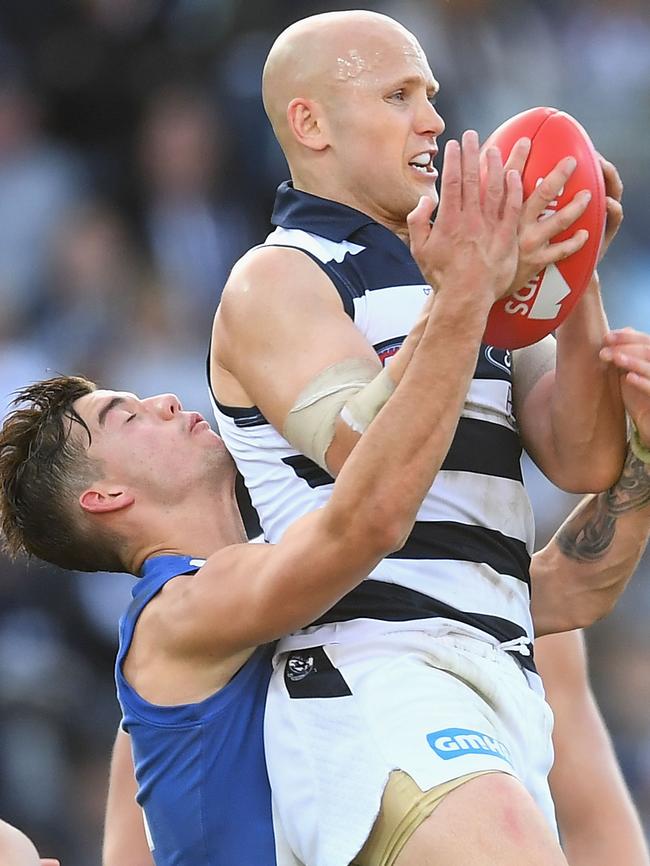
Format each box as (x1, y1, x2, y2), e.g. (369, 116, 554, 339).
(282, 359, 395, 470)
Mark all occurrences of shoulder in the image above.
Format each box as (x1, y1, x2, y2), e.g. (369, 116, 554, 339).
(214, 245, 345, 362)
(220, 245, 341, 316)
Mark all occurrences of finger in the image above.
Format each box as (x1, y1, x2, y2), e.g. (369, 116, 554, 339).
(503, 136, 532, 175)
(407, 195, 436, 252)
(461, 129, 481, 211)
(436, 139, 461, 220)
(604, 197, 624, 232)
(500, 169, 523, 234)
(599, 349, 650, 378)
(604, 328, 649, 347)
(538, 229, 589, 267)
(601, 342, 650, 363)
(598, 153, 624, 201)
(533, 189, 592, 241)
(483, 146, 504, 223)
(625, 370, 650, 399)
(524, 155, 577, 220)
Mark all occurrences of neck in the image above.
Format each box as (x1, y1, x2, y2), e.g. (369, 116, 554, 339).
(126, 489, 247, 574)
(291, 169, 410, 244)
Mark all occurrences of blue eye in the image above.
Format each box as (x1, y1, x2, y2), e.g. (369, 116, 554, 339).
(390, 90, 406, 101)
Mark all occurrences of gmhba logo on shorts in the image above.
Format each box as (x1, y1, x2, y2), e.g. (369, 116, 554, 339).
(427, 728, 512, 765)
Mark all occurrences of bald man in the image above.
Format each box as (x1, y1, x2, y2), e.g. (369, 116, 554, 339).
(209, 10, 630, 866)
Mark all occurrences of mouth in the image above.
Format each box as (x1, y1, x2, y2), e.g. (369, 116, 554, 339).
(408, 150, 438, 177)
(188, 412, 207, 432)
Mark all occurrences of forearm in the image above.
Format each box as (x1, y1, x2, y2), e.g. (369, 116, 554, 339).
(536, 631, 649, 866)
(531, 445, 650, 634)
(328, 289, 492, 545)
(550, 273, 626, 489)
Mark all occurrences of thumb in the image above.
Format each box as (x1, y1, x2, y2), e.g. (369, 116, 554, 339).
(407, 196, 435, 252)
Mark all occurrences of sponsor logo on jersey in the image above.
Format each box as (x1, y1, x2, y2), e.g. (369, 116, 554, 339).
(426, 728, 512, 765)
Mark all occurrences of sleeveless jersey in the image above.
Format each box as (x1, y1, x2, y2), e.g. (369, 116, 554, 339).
(211, 182, 536, 669)
(115, 554, 277, 866)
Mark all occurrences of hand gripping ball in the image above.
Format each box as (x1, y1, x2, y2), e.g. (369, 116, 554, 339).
(483, 107, 606, 349)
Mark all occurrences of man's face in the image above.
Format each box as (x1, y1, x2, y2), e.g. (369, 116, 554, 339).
(73, 389, 230, 506)
(324, 27, 444, 227)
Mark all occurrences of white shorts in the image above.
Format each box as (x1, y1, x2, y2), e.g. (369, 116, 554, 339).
(264, 624, 556, 866)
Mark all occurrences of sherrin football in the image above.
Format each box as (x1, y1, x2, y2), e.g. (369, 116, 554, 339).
(482, 107, 606, 349)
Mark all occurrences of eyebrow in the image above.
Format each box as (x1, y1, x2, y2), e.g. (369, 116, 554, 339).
(98, 396, 126, 428)
(387, 74, 439, 94)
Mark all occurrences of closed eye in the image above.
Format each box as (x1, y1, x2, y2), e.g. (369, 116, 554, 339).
(125, 413, 136, 424)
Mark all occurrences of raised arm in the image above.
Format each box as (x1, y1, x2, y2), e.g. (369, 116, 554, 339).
(536, 630, 649, 866)
(515, 156, 627, 493)
(103, 728, 153, 866)
(212, 146, 589, 479)
(531, 327, 650, 635)
(171, 134, 522, 654)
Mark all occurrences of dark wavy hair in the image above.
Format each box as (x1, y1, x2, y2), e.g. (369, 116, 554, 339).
(0, 376, 126, 572)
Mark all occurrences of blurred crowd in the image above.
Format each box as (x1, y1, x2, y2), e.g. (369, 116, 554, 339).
(0, 0, 648, 862)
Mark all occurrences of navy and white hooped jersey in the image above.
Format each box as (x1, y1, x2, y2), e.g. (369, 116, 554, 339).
(211, 182, 536, 666)
(115, 555, 277, 866)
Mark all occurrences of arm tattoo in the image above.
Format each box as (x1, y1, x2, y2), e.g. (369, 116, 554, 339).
(556, 448, 650, 562)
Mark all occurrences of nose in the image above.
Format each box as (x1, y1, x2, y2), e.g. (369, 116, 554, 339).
(417, 96, 445, 138)
(145, 393, 183, 419)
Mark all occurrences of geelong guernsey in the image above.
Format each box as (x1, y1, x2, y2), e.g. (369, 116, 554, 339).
(115, 555, 277, 866)
(211, 182, 536, 670)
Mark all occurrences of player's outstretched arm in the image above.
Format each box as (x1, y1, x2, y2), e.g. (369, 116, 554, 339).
(514, 156, 627, 493)
(0, 819, 59, 866)
(169, 133, 523, 655)
(536, 630, 649, 866)
(212, 137, 561, 480)
(103, 728, 153, 866)
(531, 328, 650, 634)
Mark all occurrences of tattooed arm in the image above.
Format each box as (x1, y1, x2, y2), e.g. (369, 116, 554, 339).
(530, 329, 650, 866)
(530, 446, 650, 636)
(530, 327, 650, 636)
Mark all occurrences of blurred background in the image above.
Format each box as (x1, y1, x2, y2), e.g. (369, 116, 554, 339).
(0, 0, 648, 862)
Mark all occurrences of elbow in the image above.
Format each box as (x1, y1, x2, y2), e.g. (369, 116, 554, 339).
(365, 509, 414, 558)
(554, 461, 622, 495)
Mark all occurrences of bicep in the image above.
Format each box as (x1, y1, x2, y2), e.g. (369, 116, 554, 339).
(213, 246, 379, 433)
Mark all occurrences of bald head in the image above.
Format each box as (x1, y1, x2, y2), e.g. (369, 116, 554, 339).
(262, 11, 425, 151)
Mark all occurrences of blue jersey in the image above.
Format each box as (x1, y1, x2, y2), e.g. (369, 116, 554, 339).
(115, 554, 277, 866)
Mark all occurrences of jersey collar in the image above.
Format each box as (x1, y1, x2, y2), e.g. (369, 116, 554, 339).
(134, 554, 206, 595)
(271, 181, 376, 242)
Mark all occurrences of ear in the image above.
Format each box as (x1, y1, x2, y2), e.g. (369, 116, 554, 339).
(286, 98, 330, 152)
(79, 486, 135, 515)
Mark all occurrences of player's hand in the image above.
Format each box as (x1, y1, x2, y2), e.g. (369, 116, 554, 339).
(600, 329, 650, 446)
(408, 130, 522, 303)
(597, 153, 623, 262)
(509, 155, 591, 293)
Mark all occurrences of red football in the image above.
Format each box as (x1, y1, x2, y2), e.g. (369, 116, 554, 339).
(482, 107, 606, 349)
